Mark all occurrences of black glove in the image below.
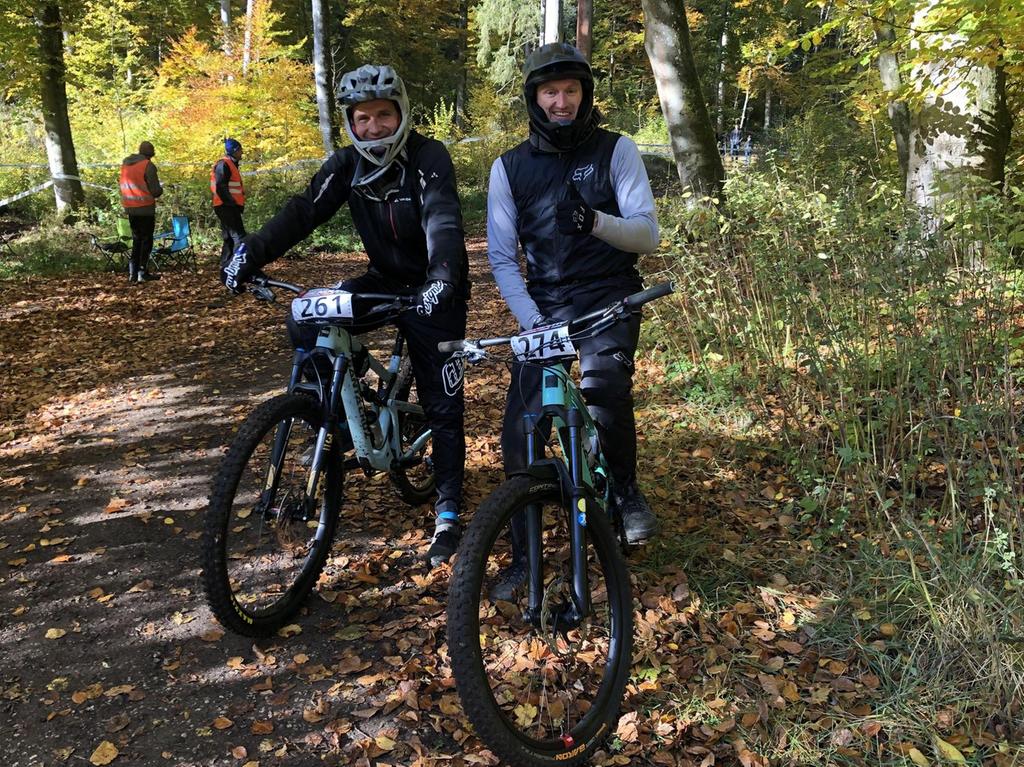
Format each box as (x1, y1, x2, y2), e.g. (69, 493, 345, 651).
(221, 238, 262, 293)
(555, 181, 595, 235)
(415, 280, 455, 317)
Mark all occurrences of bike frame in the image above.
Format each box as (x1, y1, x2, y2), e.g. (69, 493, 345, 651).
(262, 320, 431, 515)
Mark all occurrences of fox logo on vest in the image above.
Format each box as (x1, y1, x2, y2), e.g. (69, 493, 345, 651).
(571, 163, 595, 183)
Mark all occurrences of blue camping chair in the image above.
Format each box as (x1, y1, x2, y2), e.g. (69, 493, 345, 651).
(151, 215, 196, 271)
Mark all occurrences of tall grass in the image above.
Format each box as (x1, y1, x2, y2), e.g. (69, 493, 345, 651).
(650, 153, 1024, 731)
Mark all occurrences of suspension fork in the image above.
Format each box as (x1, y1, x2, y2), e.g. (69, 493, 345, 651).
(303, 354, 350, 515)
(566, 407, 591, 621)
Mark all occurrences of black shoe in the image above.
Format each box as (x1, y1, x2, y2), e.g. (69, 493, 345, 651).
(614, 482, 658, 544)
(488, 558, 527, 602)
(426, 519, 461, 568)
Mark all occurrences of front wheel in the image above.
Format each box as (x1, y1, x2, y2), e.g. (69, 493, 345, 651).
(201, 393, 343, 637)
(447, 477, 633, 767)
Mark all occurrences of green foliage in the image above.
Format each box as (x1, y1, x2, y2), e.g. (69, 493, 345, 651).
(472, 0, 540, 92)
(650, 147, 1024, 565)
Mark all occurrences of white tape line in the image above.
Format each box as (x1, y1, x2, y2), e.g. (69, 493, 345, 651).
(0, 180, 54, 208)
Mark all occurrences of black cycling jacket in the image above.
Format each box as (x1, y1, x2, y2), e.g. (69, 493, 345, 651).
(248, 131, 469, 295)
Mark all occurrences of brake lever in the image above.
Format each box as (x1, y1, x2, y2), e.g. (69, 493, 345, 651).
(249, 284, 276, 303)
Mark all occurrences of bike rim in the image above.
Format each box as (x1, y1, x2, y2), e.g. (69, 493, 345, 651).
(471, 490, 628, 751)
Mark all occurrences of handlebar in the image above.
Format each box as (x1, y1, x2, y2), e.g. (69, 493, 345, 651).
(246, 276, 416, 313)
(438, 281, 674, 356)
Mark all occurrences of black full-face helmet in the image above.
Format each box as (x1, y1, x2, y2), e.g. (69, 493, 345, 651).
(523, 42, 597, 151)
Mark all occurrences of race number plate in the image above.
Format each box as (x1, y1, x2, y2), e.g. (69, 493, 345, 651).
(511, 323, 576, 361)
(291, 289, 354, 322)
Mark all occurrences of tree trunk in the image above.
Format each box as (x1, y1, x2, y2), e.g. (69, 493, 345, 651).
(542, 0, 560, 45)
(641, 0, 724, 201)
(36, 3, 84, 214)
(764, 80, 772, 130)
(739, 85, 749, 130)
(311, 0, 336, 153)
(905, 5, 1012, 228)
(220, 0, 232, 56)
(714, 0, 730, 135)
(576, 0, 592, 59)
(242, 0, 254, 74)
(454, 0, 469, 126)
(873, 15, 910, 182)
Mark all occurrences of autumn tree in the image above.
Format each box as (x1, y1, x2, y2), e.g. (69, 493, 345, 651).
(35, 2, 86, 213)
(641, 0, 724, 199)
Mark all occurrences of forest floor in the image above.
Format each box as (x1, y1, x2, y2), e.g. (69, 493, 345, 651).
(0, 241, 1019, 767)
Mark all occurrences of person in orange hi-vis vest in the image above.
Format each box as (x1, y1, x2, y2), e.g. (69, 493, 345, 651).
(119, 140, 163, 283)
(211, 138, 247, 269)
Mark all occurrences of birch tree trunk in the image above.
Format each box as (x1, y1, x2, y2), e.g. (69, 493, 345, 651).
(714, 0, 730, 135)
(905, 4, 1012, 230)
(763, 80, 772, 130)
(542, 0, 560, 44)
(242, 0, 254, 74)
(36, 3, 84, 214)
(220, 0, 232, 56)
(311, 0, 336, 153)
(576, 0, 592, 59)
(873, 15, 910, 182)
(641, 0, 724, 201)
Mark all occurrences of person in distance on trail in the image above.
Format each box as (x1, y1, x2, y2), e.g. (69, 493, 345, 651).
(485, 42, 661, 597)
(119, 140, 163, 283)
(220, 64, 471, 569)
(211, 138, 247, 270)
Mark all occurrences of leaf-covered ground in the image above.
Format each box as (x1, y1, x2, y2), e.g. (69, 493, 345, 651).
(0, 243, 1018, 767)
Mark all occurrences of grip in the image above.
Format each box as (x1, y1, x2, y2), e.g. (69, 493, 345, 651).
(437, 339, 466, 353)
(624, 281, 674, 309)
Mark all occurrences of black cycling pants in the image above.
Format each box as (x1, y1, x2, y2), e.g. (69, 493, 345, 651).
(215, 205, 246, 268)
(286, 272, 467, 510)
(128, 214, 155, 274)
(502, 278, 642, 486)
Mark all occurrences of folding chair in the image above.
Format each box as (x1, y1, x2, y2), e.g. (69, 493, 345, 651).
(151, 215, 196, 271)
(91, 218, 132, 272)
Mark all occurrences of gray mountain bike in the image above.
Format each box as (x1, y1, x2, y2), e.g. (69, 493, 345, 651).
(201, 276, 434, 637)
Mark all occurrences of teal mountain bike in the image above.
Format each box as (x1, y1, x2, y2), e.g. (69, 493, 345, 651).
(201, 277, 434, 637)
(441, 282, 674, 767)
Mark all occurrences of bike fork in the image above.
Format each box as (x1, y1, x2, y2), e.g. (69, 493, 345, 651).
(303, 355, 349, 513)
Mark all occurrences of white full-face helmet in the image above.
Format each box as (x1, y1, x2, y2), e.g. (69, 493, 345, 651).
(337, 64, 411, 172)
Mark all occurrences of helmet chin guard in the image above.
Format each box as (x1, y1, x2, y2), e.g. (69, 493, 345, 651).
(337, 64, 411, 174)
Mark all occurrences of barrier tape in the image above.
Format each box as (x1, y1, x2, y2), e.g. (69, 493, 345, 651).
(0, 181, 54, 208)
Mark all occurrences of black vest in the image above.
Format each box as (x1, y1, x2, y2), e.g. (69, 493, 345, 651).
(501, 128, 637, 289)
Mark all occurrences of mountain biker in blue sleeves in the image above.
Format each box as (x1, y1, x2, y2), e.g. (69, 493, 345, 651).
(220, 64, 470, 569)
(486, 43, 661, 594)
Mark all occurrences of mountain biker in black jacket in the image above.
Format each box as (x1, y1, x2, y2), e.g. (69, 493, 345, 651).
(221, 64, 470, 568)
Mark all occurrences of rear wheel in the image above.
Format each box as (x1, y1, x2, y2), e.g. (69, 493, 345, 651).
(447, 477, 633, 767)
(201, 393, 343, 637)
(388, 355, 435, 506)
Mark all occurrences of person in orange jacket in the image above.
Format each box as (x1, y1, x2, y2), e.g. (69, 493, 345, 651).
(211, 138, 246, 269)
(119, 140, 163, 283)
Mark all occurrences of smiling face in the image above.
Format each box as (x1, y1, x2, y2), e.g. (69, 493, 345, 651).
(535, 78, 583, 123)
(350, 99, 401, 141)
